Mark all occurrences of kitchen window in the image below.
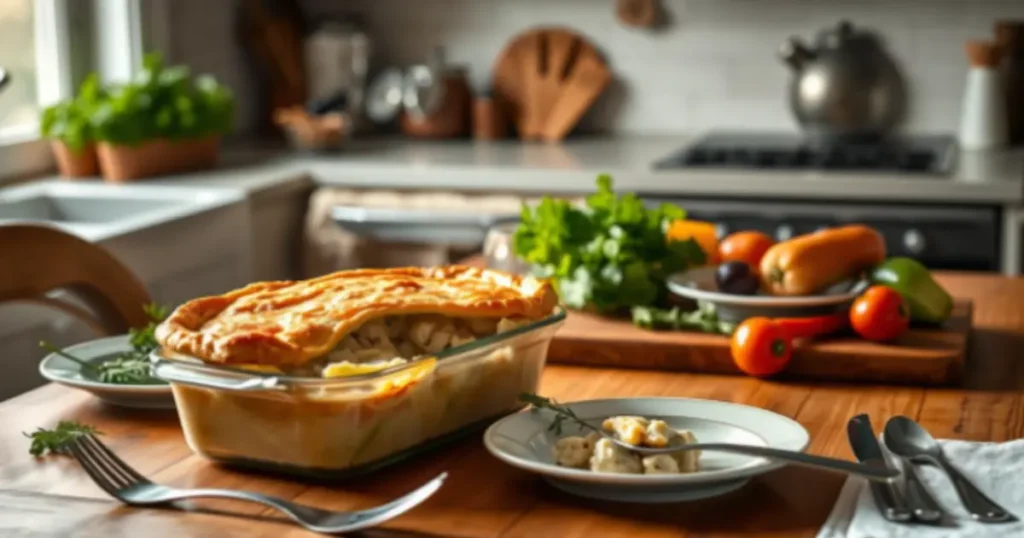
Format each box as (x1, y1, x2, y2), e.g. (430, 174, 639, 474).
(0, 0, 145, 183)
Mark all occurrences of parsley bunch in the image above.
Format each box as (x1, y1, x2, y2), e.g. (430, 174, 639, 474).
(25, 421, 101, 456)
(513, 175, 705, 314)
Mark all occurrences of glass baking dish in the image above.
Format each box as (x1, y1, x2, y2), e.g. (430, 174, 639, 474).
(150, 307, 566, 479)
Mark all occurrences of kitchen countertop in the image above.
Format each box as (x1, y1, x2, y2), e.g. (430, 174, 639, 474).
(303, 136, 1024, 204)
(24, 135, 1024, 205)
(2, 271, 1022, 537)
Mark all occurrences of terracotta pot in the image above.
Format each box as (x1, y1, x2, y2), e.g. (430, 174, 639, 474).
(96, 136, 220, 183)
(51, 141, 99, 178)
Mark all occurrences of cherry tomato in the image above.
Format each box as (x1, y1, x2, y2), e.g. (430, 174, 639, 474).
(730, 317, 793, 377)
(850, 285, 910, 342)
(719, 231, 775, 271)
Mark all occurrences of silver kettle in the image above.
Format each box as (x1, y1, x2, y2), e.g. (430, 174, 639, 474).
(779, 21, 907, 142)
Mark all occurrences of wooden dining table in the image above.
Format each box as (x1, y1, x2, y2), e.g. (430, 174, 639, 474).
(1, 271, 1022, 537)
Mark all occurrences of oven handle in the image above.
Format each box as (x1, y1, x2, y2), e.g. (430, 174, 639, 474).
(331, 205, 520, 229)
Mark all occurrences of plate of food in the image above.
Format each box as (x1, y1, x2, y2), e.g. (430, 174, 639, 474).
(666, 225, 881, 324)
(483, 395, 809, 503)
(38, 303, 173, 409)
(39, 335, 173, 409)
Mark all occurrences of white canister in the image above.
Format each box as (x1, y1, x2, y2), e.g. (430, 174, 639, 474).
(958, 40, 1008, 150)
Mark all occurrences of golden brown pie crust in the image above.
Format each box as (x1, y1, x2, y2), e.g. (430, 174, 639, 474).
(155, 265, 558, 366)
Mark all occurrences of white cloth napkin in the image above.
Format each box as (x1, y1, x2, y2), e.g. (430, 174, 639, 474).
(817, 438, 1024, 538)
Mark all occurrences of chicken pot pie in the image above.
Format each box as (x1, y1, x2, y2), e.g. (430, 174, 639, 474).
(153, 265, 565, 474)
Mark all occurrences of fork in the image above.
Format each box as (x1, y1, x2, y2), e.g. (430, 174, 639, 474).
(68, 434, 447, 535)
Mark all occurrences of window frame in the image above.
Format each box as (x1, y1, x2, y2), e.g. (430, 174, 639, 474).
(0, 0, 145, 184)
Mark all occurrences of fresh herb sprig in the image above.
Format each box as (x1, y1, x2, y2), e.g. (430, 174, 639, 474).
(40, 303, 169, 385)
(24, 421, 101, 456)
(631, 303, 736, 335)
(513, 175, 705, 314)
(519, 393, 597, 436)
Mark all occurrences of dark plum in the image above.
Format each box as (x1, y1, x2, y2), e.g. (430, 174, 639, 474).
(715, 261, 759, 295)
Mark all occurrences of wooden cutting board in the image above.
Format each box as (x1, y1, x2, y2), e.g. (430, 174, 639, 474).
(548, 301, 973, 385)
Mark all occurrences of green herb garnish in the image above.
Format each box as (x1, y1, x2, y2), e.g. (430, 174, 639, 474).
(40, 303, 169, 385)
(512, 175, 705, 314)
(519, 393, 596, 436)
(24, 421, 102, 456)
(631, 303, 736, 335)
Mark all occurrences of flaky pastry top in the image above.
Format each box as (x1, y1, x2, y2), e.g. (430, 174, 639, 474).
(155, 265, 558, 366)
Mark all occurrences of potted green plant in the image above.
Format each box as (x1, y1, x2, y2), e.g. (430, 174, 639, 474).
(40, 74, 104, 178)
(91, 52, 235, 182)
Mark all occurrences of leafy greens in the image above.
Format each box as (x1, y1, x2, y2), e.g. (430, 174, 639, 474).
(90, 52, 234, 145)
(512, 175, 705, 314)
(40, 303, 169, 385)
(40, 74, 106, 152)
(24, 421, 101, 456)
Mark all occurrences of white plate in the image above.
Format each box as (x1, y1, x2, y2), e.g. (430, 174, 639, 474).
(484, 397, 809, 503)
(39, 335, 174, 409)
(667, 266, 868, 323)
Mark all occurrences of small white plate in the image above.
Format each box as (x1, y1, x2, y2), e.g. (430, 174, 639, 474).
(39, 335, 174, 409)
(484, 397, 809, 503)
(667, 266, 868, 324)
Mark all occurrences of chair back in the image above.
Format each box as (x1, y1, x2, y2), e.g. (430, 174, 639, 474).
(0, 224, 152, 334)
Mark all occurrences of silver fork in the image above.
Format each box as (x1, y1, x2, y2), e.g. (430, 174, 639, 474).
(68, 434, 447, 535)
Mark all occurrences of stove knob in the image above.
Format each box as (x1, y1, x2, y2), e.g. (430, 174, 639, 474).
(715, 223, 730, 239)
(903, 229, 926, 255)
(775, 224, 794, 241)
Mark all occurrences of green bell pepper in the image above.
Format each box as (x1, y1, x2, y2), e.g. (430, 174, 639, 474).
(870, 257, 953, 323)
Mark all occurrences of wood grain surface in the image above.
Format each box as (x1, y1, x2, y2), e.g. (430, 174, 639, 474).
(549, 301, 972, 385)
(1, 272, 1022, 537)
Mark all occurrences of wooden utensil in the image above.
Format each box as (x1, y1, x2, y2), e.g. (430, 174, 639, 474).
(493, 27, 610, 141)
(540, 47, 612, 142)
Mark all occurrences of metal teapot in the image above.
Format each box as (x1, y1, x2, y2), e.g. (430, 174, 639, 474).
(779, 20, 907, 143)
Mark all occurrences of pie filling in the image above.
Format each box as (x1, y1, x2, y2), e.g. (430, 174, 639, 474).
(284, 314, 532, 378)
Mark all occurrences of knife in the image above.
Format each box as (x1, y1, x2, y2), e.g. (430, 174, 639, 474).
(847, 414, 913, 522)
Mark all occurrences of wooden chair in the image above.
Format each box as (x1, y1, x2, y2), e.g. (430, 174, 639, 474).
(0, 224, 153, 335)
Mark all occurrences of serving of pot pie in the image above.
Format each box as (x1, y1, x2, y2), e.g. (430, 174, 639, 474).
(153, 265, 564, 473)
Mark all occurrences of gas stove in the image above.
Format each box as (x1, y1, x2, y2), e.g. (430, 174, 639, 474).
(654, 132, 957, 175)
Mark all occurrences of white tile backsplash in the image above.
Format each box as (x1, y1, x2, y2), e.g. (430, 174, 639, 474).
(163, 0, 1024, 136)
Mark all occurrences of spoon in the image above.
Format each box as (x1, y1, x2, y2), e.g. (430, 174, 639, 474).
(598, 431, 898, 482)
(883, 415, 1017, 523)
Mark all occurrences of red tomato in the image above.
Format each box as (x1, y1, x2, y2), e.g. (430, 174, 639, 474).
(850, 285, 910, 342)
(719, 231, 775, 271)
(730, 317, 793, 377)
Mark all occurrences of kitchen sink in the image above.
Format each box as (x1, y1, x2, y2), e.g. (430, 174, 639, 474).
(0, 181, 245, 241)
(0, 194, 184, 223)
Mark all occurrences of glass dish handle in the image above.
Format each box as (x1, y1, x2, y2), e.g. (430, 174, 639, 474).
(152, 361, 285, 392)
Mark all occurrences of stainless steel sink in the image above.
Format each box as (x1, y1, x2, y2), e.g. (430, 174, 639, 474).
(0, 194, 184, 223)
(0, 181, 244, 241)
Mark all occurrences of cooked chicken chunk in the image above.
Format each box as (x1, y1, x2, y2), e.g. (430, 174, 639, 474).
(642, 454, 680, 474)
(589, 438, 643, 474)
(554, 436, 595, 468)
(602, 416, 649, 447)
(670, 429, 700, 473)
(644, 419, 675, 448)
